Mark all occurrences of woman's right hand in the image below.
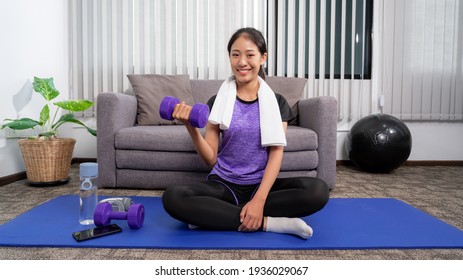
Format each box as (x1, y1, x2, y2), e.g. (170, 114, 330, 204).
(172, 102, 193, 127)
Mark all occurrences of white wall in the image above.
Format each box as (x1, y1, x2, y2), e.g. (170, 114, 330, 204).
(337, 122, 463, 161)
(0, 1, 461, 178)
(404, 122, 463, 160)
(0, 0, 69, 177)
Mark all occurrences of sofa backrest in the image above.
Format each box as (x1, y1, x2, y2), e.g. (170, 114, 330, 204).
(125, 74, 307, 126)
(190, 79, 224, 104)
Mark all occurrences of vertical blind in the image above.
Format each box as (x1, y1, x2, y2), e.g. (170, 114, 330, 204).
(69, 0, 462, 122)
(267, 0, 374, 124)
(69, 0, 265, 117)
(132, 0, 266, 78)
(378, 0, 463, 121)
(69, 0, 373, 123)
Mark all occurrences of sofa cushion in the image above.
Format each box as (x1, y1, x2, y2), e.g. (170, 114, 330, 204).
(281, 151, 318, 170)
(285, 126, 318, 151)
(115, 125, 317, 152)
(116, 170, 211, 189)
(115, 126, 199, 152)
(115, 150, 317, 172)
(116, 150, 211, 171)
(127, 74, 195, 125)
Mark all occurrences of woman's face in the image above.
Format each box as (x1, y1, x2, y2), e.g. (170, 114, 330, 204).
(229, 35, 267, 85)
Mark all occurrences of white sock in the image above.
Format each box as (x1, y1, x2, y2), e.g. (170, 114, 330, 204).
(188, 224, 199, 230)
(265, 217, 313, 239)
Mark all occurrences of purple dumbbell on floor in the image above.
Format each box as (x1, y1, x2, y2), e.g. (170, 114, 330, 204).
(159, 96, 210, 128)
(94, 202, 145, 229)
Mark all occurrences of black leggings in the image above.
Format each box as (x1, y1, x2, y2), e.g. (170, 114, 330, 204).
(162, 175, 330, 231)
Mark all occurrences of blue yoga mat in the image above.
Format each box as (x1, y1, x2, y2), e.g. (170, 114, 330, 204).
(1, 195, 463, 249)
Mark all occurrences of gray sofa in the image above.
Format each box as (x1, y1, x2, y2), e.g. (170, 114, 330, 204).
(97, 76, 337, 190)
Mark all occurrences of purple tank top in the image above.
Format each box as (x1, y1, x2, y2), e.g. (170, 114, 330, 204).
(210, 98, 268, 185)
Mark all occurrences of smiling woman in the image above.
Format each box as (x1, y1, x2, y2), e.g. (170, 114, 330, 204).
(228, 30, 268, 101)
(161, 27, 330, 240)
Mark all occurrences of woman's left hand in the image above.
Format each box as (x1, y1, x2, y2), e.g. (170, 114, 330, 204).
(238, 198, 265, 232)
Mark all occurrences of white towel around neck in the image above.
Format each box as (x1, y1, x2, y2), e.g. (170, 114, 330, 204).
(208, 76, 287, 147)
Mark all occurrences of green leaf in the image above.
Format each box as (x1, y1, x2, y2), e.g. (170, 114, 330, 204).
(85, 126, 97, 136)
(33, 77, 60, 101)
(51, 113, 74, 129)
(51, 115, 97, 137)
(55, 112, 75, 123)
(1, 118, 40, 130)
(39, 104, 50, 125)
(54, 100, 94, 112)
(65, 118, 97, 136)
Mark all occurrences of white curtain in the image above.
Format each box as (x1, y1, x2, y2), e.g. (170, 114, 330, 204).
(132, 0, 266, 79)
(69, 0, 265, 117)
(378, 0, 463, 121)
(69, 0, 373, 123)
(69, 0, 463, 122)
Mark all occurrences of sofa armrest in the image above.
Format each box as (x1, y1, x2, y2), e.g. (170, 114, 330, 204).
(97, 92, 138, 187)
(298, 96, 337, 189)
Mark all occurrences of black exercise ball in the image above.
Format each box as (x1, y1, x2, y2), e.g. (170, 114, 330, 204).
(345, 114, 412, 173)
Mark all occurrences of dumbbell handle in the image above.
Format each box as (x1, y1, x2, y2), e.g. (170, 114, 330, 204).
(108, 211, 128, 220)
(159, 96, 209, 128)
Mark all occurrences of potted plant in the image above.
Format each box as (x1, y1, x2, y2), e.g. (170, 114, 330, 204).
(1, 76, 96, 185)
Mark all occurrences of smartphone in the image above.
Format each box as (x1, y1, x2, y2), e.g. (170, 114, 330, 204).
(72, 224, 122, 242)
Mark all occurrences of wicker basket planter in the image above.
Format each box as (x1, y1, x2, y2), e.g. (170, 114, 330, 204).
(18, 138, 76, 185)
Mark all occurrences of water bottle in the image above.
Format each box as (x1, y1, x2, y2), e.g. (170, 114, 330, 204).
(79, 162, 98, 225)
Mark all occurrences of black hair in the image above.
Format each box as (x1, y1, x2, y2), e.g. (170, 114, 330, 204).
(227, 27, 267, 80)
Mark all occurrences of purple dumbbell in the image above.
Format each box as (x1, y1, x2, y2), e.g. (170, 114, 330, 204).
(159, 96, 210, 128)
(94, 202, 145, 229)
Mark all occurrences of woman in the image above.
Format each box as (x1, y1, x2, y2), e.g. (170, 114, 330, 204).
(162, 27, 329, 239)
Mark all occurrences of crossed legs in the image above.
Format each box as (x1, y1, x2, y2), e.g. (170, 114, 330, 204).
(162, 176, 330, 238)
